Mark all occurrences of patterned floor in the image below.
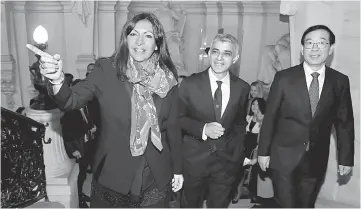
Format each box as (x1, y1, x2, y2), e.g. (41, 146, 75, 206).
(83, 173, 255, 208)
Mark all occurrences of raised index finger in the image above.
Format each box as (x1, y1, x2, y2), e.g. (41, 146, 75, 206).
(26, 44, 53, 59)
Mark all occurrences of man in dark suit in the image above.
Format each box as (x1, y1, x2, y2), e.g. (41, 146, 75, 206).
(179, 33, 250, 208)
(258, 25, 354, 208)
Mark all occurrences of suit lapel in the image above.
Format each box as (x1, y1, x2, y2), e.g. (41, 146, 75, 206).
(313, 67, 332, 119)
(295, 65, 313, 120)
(199, 70, 217, 121)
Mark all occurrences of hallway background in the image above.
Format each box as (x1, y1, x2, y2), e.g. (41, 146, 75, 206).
(1, 1, 359, 207)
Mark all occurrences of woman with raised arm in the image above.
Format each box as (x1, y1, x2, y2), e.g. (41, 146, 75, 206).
(38, 12, 183, 208)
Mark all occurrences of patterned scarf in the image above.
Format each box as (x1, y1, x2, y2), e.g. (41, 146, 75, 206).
(126, 54, 177, 156)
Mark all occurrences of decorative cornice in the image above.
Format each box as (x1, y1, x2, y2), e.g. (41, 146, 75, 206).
(98, 1, 117, 13)
(262, 1, 281, 15)
(242, 1, 281, 15)
(220, 1, 243, 15)
(205, 1, 221, 15)
(128, 1, 162, 14)
(24, 1, 63, 13)
(181, 2, 207, 15)
(115, 1, 130, 13)
(59, 1, 73, 13)
(10, 1, 26, 13)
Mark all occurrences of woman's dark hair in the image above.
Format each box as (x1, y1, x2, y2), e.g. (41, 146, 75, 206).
(249, 97, 266, 115)
(109, 12, 178, 81)
(301, 25, 335, 46)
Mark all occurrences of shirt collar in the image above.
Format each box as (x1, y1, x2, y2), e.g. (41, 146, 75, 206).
(208, 67, 230, 86)
(303, 62, 326, 77)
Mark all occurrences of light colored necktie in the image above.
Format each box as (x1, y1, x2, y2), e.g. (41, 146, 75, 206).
(309, 72, 320, 116)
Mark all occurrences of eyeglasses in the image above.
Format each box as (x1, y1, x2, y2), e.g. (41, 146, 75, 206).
(304, 41, 329, 49)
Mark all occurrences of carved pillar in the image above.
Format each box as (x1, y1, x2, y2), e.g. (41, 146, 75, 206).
(1, 55, 16, 110)
(97, 1, 116, 57)
(238, 1, 265, 83)
(1, 2, 16, 110)
(10, 1, 33, 107)
(61, 1, 95, 79)
(181, 2, 206, 74)
(219, 1, 243, 76)
(115, 1, 130, 43)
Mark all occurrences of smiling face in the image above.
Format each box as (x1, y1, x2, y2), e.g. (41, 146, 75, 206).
(251, 100, 259, 115)
(301, 29, 334, 71)
(208, 40, 239, 78)
(250, 86, 259, 98)
(127, 19, 158, 62)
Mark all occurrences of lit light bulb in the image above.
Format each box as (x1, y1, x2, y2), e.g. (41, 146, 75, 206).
(33, 25, 48, 44)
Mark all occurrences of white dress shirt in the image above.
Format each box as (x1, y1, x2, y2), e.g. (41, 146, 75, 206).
(303, 62, 325, 98)
(202, 68, 230, 140)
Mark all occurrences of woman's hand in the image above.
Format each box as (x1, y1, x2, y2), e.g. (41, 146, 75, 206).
(171, 174, 184, 192)
(39, 54, 64, 84)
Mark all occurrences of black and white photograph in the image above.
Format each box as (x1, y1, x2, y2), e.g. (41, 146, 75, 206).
(1, 1, 359, 208)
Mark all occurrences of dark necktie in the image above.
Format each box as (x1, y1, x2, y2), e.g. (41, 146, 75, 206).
(309, 72, 320, 116)
(214, 81, 222, 121)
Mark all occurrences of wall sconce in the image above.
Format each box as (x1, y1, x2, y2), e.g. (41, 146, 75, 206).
(33, 25, 48, 51)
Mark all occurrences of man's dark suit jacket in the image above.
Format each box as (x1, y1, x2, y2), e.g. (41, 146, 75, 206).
(49, 58, 182, 195)
(258, 63, 354, 176)
(179, 69, 250, 176)
(61, 109, 89, 158)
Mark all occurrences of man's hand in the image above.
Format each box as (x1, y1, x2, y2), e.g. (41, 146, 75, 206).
(205, 122, 225, 139)
(258, 156, 270, 171)
(172, 174, 184, 192)
(338, 165, 352, 176)
(72, 151, 82, 159)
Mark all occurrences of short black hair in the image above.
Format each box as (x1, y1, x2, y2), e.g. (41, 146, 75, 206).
(301, 25, 335, 46)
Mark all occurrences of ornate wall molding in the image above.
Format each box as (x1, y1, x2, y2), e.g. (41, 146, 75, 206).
(98, 1, 117, 13)
(220, 1, 243, 15)
(242, 1, 280, 15)
(9, 1, 26, 13)
(76, 53, 96, 79)
(181, 2, 207, 15)
(1, 55, 16, 109)
(115, 1, 130, 13)
(60, 1, 73, 13)
(24, 1, 63, 13)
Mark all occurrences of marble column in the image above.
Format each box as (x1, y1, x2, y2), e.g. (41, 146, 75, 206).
(219, 1, 243, 76)
(115, 1, 130, 43)
(10, 1, 33, 107)
(61, 1, 96, 79)
(97, 1, 117, 57)
(238, 1, 264, 83)
(181, 2, 206, 74)
(1, 2, 16, 110)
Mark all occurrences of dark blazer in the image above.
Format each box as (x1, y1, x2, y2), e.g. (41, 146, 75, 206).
(50, 58, 182, 195)
(258, 63, 354, 175)
(179, 69, 250, 176)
